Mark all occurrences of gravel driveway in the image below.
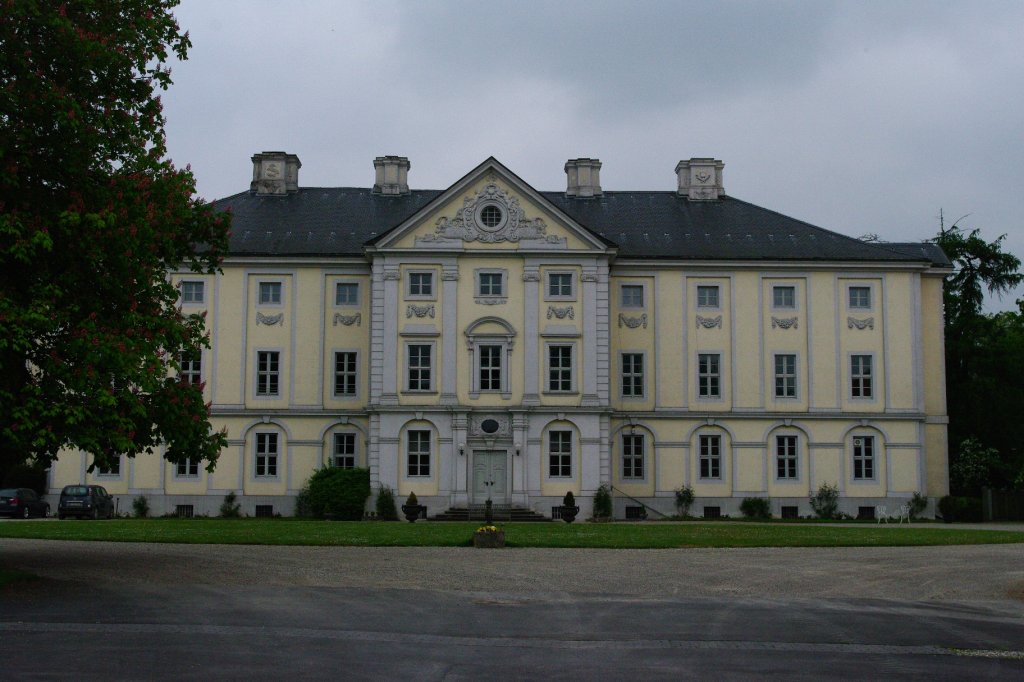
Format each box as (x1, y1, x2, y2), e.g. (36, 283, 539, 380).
(3, 538, 1024, 603)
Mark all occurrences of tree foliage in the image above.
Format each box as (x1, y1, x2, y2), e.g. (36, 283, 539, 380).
(0, 1, 229, 476)
(933, 217, 1024, 492)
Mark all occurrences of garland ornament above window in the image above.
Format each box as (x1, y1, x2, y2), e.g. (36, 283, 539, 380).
(406, 304, 435, 318)
(847, 316, 875, 330)
(255, 312, 284, 326)
(333, 313, 362, 327)
(696, 314, 722, 329)
(771, 316, 798, 330)
(618, 313, 648, 329)
(547, 306, 575, 320)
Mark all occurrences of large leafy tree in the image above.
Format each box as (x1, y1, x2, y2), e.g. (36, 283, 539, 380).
(934, 216, 1024, 493)
(0, 1, 229, 477)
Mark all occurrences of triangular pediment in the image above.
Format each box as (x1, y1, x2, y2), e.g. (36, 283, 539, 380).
(369, 157, 615, 253)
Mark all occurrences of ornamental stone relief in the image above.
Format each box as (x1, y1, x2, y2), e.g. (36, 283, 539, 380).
(696, 314, 722, 329)
(255, 312, 284, 326)
(848, 316, 875, 330)
(469, 414, 511, 437)
(618, 313, 648, 329)
(474, 298, 507, 306)
(406, 304, 435, 318)
(333, 313, 362, 326)
(418, 183, 564, 245)
(547, 306, 575, 320)
(771, 316, 798, 330)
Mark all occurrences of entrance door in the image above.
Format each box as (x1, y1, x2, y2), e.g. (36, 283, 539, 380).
(472, 450, 508, 505)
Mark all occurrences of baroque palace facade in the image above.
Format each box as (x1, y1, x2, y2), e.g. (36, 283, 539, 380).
(50, 153, 951, 518)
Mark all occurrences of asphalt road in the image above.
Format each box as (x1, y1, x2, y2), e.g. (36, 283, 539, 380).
(2, 539, 1024, 679)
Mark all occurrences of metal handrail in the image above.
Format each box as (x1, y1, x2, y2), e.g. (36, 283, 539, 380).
(609, 485, 670, 519)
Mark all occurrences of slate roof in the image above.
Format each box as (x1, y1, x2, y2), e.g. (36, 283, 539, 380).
(214, 188, 948, 266)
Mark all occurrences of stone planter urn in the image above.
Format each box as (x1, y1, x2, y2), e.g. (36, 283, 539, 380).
(473, 527, 505, 548)
(560, 491, 579, 524)
(402, 492, 424, 523)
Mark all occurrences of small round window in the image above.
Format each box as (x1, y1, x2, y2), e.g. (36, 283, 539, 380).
(480, 205, 503, 228)
(480, 419, 501, 434)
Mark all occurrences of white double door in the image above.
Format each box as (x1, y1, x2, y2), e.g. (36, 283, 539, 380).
(471, 450, 508, 505)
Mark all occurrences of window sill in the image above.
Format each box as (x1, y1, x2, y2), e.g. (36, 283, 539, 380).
(542, 391, 579, 396)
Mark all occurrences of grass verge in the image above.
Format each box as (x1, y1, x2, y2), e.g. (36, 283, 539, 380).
(0, 519, 1022, 548)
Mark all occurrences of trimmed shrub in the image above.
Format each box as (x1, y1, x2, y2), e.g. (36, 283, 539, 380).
(563, 491, 576, 507)
(810, 482, 840, 520)
(375, 485, 399, 521)
(908, 491, 928, 520)
(592, 484, 612, 520)
(674, 485, 695, 517)
(300, 467, 370, 520)
(132, 495, 150, 518)
(404, 491, 418, 507)
(219, 491, 241, 518)
(3, 464, 47, 496)
(740, 497, 771, 519)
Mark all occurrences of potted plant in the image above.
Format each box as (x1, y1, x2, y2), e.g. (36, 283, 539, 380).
(401, 491, 424, 523)
(560, 491, 579, 524)
(472, 524, 505, 548)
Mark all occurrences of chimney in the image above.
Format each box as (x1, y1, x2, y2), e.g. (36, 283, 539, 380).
(675, 158, 724, 201)
(372, 156, 411, 195)
(564, 158, 602, 198)
(251, 151, 301, 196)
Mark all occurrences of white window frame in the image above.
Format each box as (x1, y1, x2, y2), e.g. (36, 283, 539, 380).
(775, 434, 799, 480)
(405, 343, 435, 393)
(696, 284, 720, 309)
(848, 285, 873, 310)
(620, 283, 645, 309)
(698, 434, 722, 480)
(545, 271, 576, 301)
(257, 280, 283, 306)
(477, 343, 504, 392)
(547, 430, 573, 478)
(545, 343, 576, 394)
(332, 350, 359, 398)
(332, 432, 358, 469)
(175, 458, 201, 478)
(255, 350, 281, 398)
(334, 281, 360, 307)
(180, 280, 205, 305)
(179, 349, 202, 387)
(95, 456, 122, 478)
(772, 285, 797, 310)
(621, 433, 645, 480)
(774, 353, 797, 399)
(254, 431, 279, 479)
(852, 435, 876, 481)
(474, 269, 507, 301)
(697, 352, 722, 399)
(620, 352, 646, 399)
(406, 429, 431, 478)
(850, 353, 874, 399)
(406, 270, 436, 300)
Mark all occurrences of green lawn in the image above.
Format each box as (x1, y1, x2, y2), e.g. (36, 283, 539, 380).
(0, 518, 1022, 548)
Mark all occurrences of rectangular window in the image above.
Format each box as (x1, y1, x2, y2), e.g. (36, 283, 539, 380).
(478, 272, 504, 297)
(621, 284, 644, 308)
(408, 272, 433, 297)
(335, 282, 359, 306)
(407, 430, 431, 477)
(547, 272, 573, 298)
(622, 434, 645, 479)
(258, 281, 282, 305)
(407, 344, 432, 392)
(776, 435, 798, 479)
(849, 286, 871, 309)
(851, 354, 873, 398)
(333, 433, 356, 469)
(255, 432, 278, 477)
(774, 354, 797, 398)
(773, 285, 796, 309)
(697, 285, 719, 308)
(699, 435, 721, 479)
(333, 351, 358, 397)
(256, 351, 280, 396)
(97, 458, 121, 476)
(548, 430, 572, 477)
(548, 345, 573, 392)
(479, 345, 503, 391)
(176, 459, 200, 477)
(621, 353, 645, 397)
(181, 280, 204, 304)
(697, 353, 721, 398)
(853, 436, 875, 479)
(179, 349, 202, 386)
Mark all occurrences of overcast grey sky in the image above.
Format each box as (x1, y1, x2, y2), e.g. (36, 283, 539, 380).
(163, 0, 1024, 307)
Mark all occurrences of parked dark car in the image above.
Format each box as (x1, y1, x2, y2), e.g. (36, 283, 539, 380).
(0, 488, 50, 519)
(58, 485, 115, 520)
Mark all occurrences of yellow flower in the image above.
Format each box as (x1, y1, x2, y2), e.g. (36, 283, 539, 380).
(476, 525, 500, 533)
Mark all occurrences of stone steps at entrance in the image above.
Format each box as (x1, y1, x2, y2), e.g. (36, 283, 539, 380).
(432, 505, 551, 522)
